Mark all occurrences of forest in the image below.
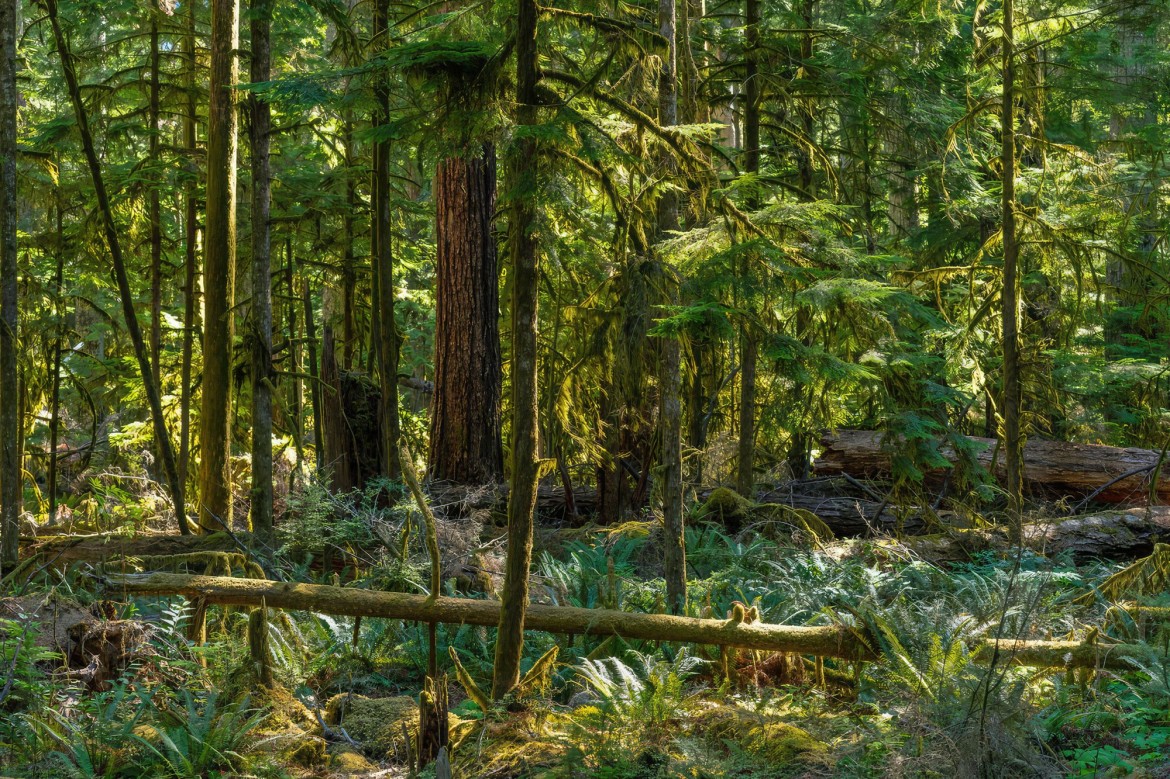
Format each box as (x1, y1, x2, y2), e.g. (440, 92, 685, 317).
(0, 0, 1168, 775)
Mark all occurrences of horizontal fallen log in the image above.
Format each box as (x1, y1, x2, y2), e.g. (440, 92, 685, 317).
(855, 509, 1170, 563)
(108, 572, 877, 660)
(24, 531, 245, 564)
(977, 638, 1157, 670)
(817, 429, 1170, 505)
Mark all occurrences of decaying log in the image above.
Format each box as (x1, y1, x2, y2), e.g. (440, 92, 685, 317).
(835, 509, 1170, 563)
(108, 572, 877, 660)
(818, 429, 1170, 505)
(24, 531, 245, 564)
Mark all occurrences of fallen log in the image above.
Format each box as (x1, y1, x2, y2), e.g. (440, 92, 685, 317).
(976, 638, 1156, 670)
(817, 429, 1170, 505)
(24, 531, 245, 564)
(107, 573, 1156, 671)
(831, 509, 1170, 563)
(107, 572, 877, 660)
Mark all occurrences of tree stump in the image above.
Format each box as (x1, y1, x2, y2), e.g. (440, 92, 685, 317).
(417, 674, 449, 769)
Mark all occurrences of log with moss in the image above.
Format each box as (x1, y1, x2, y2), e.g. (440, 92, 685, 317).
(845, 509, 1170, 563)
(818, 429, 1170, 505)
(24, 531, 245, 564)
(976, 637, 1157, 670)
(106, 572, 877, 660)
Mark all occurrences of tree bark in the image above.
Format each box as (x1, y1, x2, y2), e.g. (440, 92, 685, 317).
(249, 0, 274, 541)
(736, 0, 760, 498)
(0, 0, 16, 572)
(44, 0, 188, 535)
(1000, 0, 1023, 538)
(428, 148, 503, 485)
(179, 0, 199, 493)
(656, 0, 685, 616)
(492, 0, 541, 699)
(149, 17, 163, 391)
(198, 0, 240, 533)
(816, 430, 1170, 505)
(372, 0, 401, 480)
(47, 191, 64, 526)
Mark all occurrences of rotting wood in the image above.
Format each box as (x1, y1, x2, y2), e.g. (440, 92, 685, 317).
(106, 572, 878, 660)
(818, 429, 1170, 505)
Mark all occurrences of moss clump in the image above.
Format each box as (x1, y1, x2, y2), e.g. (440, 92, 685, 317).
(698, 704, 828, 764)
(328, 744, 378, 774)
(325, 693, 416, 759)
(695, 487, 756, 527)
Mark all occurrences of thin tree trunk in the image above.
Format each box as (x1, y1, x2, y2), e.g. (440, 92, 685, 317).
(492, 0, 540, 699)
(179, 0, 199, 492)
(0, 0, 17, 571)
(372, 0, 401, 480)
(44, 0, 189, 535)
(249, 0, 273, 540)
(303, 279, 323, 472)
(428, 146, 502, 484)
(736, 0, 760, 498)
(286, 239, 304, 488)
(657, 0, 685, 615)
(47, 192, 64, 526)
(198, 0, 240, 533)
(342, 118, 356, 371)
(1001, 0, 1023, 538)
(149, 17, 162, 390)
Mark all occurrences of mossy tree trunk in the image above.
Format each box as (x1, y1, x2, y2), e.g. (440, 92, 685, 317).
(249, 0, 274, 541)
(0, 0, 16, 572)
(198, 0, 240, 533)
(492, 0, 541, 699)
(657, 0, 686, 615)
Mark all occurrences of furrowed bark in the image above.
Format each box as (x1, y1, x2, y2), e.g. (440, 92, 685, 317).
(1000, 0, 1023, 539)
(178, 0, 199, 494)
(428, 148, 502, 485)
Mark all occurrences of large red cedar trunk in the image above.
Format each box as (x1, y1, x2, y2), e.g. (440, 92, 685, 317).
(427, 147, 503, 484)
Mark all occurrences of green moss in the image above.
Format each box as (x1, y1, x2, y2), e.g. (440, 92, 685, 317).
(325, 693, 468, 760)
(695, 488, 756, 525)
(328, 744, 379, 774)
(699, 704, 828, 764)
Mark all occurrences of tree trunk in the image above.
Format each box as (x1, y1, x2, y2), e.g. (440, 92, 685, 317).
(428, 148, 503, 484)
(303, 279, 323, 472)
(149, 17, 163, 391)
(44, 0, 188, 535)
(179, 0, 199, 492)
(736, 0, 760, 498)
(199, 0, 240, 533)
(816, 429, 1170, 505)
(47, 191, 64, 525)
(248, 0, 273, 541)
(492, 0, 540, 699)
(0, 0, 16, 572)
(1000, 0, 1023, 538)
(372, 0, 401, 480)
(657, 0, 685, 616)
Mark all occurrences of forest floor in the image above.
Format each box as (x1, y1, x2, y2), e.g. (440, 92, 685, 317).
(3, 485, 1170, 778)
